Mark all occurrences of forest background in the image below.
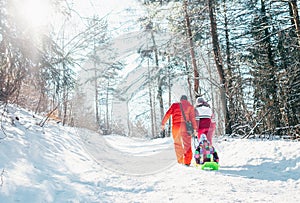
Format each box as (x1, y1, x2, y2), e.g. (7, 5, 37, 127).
(0, 0, 299, 140)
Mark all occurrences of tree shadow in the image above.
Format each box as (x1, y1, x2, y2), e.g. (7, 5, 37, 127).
(219, 156, 300, 181)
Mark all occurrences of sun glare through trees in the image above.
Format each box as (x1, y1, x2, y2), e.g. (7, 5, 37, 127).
(11, 0, 53, 29)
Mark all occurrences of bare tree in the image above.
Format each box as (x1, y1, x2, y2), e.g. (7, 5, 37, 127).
(289, 0, 300, 47)
(183, 0, 200, 95)
(208, 0, 231, 134)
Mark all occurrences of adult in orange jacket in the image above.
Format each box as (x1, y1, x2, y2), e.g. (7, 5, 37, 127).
(161, 95, 197, 166)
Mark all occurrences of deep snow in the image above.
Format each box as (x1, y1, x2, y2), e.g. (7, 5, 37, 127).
(0, 105, 299, 203)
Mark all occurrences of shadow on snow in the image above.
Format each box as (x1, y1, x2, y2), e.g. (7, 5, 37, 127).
(219, 156, 300, 181)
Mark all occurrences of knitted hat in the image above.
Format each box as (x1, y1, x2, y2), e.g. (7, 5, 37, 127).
(196, 97, 205, 105)
(199, 134, 209, 144)
(180, 95, 188, 101)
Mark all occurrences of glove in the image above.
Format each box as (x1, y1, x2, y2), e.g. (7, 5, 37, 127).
(160, 129, 166, 137)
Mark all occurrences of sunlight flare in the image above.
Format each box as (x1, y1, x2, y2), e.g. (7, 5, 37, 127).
(13, 0, 52, 28)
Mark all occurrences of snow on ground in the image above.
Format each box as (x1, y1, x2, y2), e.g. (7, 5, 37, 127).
(0, 105, 300, 203)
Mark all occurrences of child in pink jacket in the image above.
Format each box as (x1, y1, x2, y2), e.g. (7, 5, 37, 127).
(195, 97, 215, 145)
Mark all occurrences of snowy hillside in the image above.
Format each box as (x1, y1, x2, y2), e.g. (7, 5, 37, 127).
(0, 106, 300, 203)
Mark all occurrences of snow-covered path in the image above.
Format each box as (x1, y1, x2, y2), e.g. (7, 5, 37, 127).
(80, 129, 176, 176)
(84, 136, 300, 203)
(0, 106, 300, 202)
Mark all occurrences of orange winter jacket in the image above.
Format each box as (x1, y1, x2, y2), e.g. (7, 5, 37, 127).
(162, 100, 197, 130)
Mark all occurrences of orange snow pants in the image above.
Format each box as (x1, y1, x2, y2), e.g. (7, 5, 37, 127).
(171, 122, 192, 165)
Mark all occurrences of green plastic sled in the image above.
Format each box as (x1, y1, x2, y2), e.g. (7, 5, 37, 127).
(196, 162, 219, 170)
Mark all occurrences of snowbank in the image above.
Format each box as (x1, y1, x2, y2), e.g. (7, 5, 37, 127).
(0, 106, 299, 202)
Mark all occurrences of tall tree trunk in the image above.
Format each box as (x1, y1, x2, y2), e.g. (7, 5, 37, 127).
(208, 0, 231, 134)
(167, 55, 172, 137)
(35, 89, 44, 114)
(261, 0, 280, 130)
(94, 69, 99, 126)
(150, 29, 161, 136)
(126, 100, 132, 136)
(93, 42, 100, 126)
(62, 61, 68, 126)
(289, 0, 300, 47)
(147, 55, 155, 138)
(185, 60, 193, 103)
(223, 0, 234, 133)
(287, 0, 300, 134)
(183, 0, 200, 96)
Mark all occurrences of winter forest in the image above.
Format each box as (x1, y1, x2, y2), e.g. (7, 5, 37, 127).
(0, 0, 299, 140)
